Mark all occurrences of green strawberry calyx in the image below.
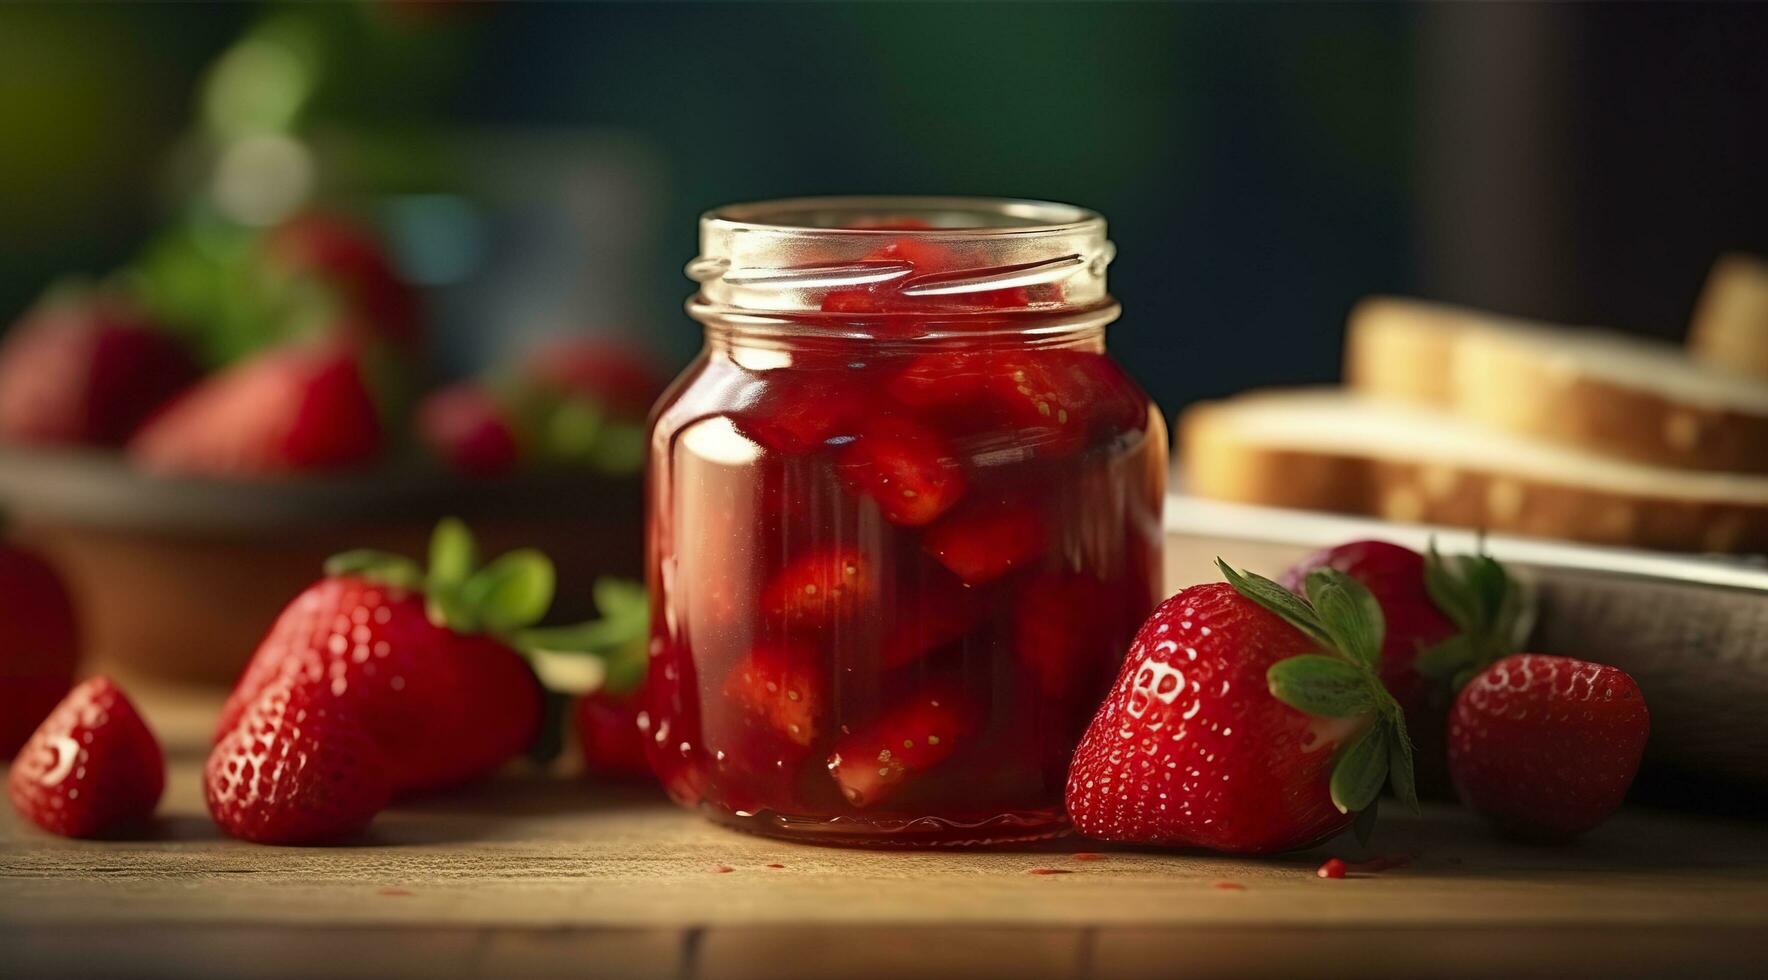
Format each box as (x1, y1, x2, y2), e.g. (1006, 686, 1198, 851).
(1414, 540, 1537, 695)
(1217, 558, 1419, 843)
(323, 518, 647, 698)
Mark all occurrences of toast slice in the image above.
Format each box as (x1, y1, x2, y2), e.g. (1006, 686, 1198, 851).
(1345, 297, 1768, 474)
(1180, 388, 1768, 553)
(1690, 253, 1768, 379)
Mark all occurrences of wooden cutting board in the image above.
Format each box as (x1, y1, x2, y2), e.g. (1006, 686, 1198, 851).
(3, 685, 1767, 980)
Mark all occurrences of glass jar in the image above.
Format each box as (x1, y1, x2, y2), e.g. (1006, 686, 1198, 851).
(643, 197, 1165, 846)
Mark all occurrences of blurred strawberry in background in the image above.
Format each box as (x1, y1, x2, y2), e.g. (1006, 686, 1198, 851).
(128, 210, 421, 372)
(0, 538, 79, 759)
(262, 212, 422, 357)
(522, 339, 666, 424)
(0, 293, 199, 448)
(129, 341, 385, 477)
(418, 338, 664, 479)
(418, 381, 522, 477)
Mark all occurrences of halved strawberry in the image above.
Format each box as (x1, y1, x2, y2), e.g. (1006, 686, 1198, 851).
(827, 683, 980, 808)
(835, 415, 966, 526)
(922, 498, 1047, 585)
(723, 641, 825, 747)
(761, 548, 871, 629)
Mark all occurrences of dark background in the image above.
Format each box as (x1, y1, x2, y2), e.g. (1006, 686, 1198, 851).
(2, 1, 1764, 412)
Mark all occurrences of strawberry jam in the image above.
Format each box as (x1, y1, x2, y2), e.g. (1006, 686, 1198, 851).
(645, 198, 1166, 846)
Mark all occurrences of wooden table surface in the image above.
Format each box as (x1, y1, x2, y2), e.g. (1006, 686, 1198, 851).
(4, 684, 1767, 980)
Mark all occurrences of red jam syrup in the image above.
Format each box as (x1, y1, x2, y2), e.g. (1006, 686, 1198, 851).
(644, 198, 1165, 846)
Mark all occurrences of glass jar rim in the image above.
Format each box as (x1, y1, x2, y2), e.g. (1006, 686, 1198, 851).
(702, 196, 1105, 238)
(690, 195, 1114, 321)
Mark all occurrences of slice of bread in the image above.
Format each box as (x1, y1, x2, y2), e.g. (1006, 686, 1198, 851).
(1346, 296, 1768, 474)
(1180, 388, 1768, 553)
(1690, 253, 1768, 379)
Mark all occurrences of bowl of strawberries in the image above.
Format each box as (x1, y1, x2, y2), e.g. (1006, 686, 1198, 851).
(0, 210, 665, 684)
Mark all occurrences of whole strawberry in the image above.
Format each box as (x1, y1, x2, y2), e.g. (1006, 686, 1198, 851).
(1281, 541, 1456, 718)
(128, 342, 384, 476)
(1448, 654, 1649, 841)
(418, 382, 522, 477)
(207, 681, 391, 845)
(0, 294, 198, 447)
(522, 338, 666, 423)
(575, 690, 651, 780)
(263, 212, 421, 355)
(1, 541, 80, 759)
(214, 520, 545, 796)
(1286, 541, 1537, 796)
(9, 677, 163, 838)
(1066, 562, 1416, 854)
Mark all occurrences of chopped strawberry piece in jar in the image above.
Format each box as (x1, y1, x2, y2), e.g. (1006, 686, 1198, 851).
(922, 498, 1048, 585)
(836, 415, 967, 526)
(761, 548, 872, 629)
(827, 684, 980, 809)
(723, 642, 826, 747)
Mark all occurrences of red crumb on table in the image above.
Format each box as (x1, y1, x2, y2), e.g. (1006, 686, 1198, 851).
(1316, 858, 1348, 879)
(766, 863, 785, 869)
(377, 888, 413, 897)
(711, 864, 735, 874)
(1212, 881, 1246, 891)
(1028, 868, 1074, 876)
(1072, 852, 1106, 862)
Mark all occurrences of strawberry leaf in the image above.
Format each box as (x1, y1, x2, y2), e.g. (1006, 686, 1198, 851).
(1422, 541, 1536, 693)
(527, 646, 608, 694)
(324, 550, 423, 590)
(1388, 712, 1419, 815)
(1216, 559, 1332, 650)
(512, 577, 649, 696)
(1267, 655, 1378, 718)
(1415, 634, 1478, 681)
(462, 549, 556, 634)
(427, 587, 477, 634)
(428, 517, 477, 594)
(1330, 721, 1389, 815)
(592, 577, 648, 623)
(1303, 568, 1385, 671)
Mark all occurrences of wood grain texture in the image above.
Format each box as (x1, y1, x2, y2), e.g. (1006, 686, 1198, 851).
(5, 664, 1768, 978)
